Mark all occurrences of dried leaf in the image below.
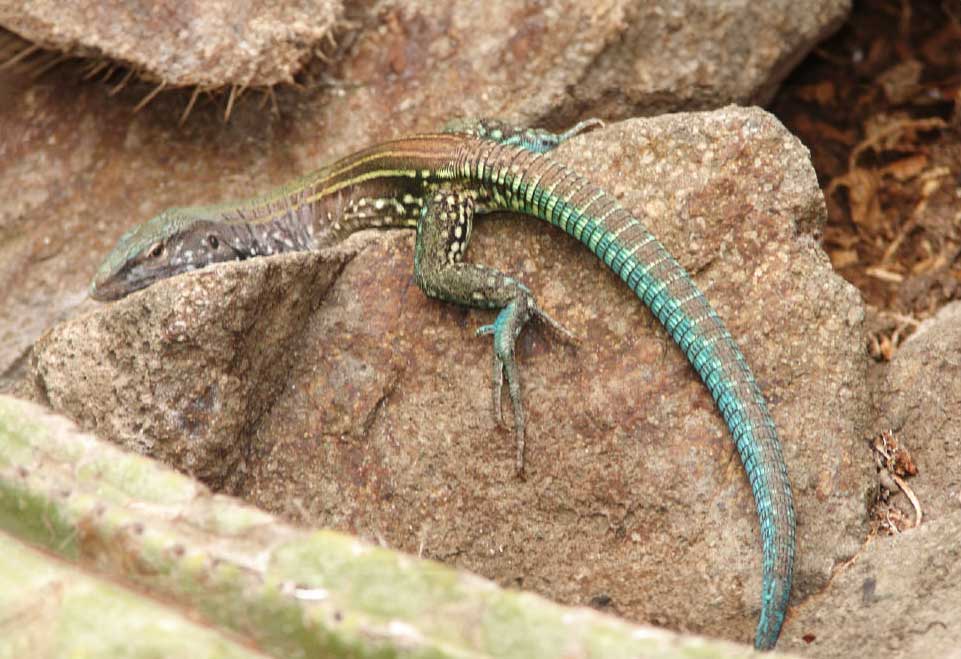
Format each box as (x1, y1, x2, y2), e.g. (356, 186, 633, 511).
(865, 266, 904, 283)
(817, 121, 857, 146)
(844, 168, 883, 227)
(878, 59, 923, 104)
(856, 115, 945, 165)
(796, 80, 836, 106)
(881, 154, 928, 180)
(830, 248, 860, 268)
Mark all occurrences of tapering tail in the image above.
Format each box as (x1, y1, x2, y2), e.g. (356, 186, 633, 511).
(458, 138, 796, 649)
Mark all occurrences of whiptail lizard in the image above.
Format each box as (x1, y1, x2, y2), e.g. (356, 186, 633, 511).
(90, 119, 796, 650)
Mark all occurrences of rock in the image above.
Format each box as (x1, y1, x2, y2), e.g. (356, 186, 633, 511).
(781, 511, 961, 659)
(295, 0, 851, 153)
(34, 249, 353, 485)
(0, 0, 849, 110)
(0, 0, 344, 87)
(32, 107, 875, 646)
(873, 301, 961, 525)
(769, 249, 961, 659)
(567, 0, 851, 114)
(4, 395, 770, 658)
(0, 0, 850, 391)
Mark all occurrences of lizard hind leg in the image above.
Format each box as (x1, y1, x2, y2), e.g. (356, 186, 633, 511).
(413, 186, 572, 475)
(442, 117, 603, 154)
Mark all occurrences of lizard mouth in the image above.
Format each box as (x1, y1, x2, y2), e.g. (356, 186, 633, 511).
(88, 264, 152, 302)
(88, 276, 127, 302)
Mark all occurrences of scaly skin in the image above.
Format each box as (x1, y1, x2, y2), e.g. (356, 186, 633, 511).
(90, 121, 795, 649)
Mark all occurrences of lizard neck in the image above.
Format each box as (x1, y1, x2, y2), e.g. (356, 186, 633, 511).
(218, 205, 318, 258)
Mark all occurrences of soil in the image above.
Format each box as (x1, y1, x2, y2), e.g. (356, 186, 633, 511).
(771, 0, 961, 359)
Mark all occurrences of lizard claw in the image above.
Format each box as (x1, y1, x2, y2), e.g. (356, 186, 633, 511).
(500, 352, 525, 476)
(532, 306, 580, 348)
(476, 296, 576, 475)
(489, 348, 506, 429)
(481, 308, 579, 346)
(477, 322, 512, 430)
(557, 118, 605, 142)
(477, 302, 529, 474)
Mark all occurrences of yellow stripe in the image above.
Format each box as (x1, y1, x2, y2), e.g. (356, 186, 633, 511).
(320, 133, 462, 180)
(236, 137, 464, 226)
(253, 168, 420, 227)
(308, 166, 419, 204)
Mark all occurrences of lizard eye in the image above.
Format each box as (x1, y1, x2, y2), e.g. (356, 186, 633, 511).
(147, 242, 164, 259)
(207, 235, 219, 249)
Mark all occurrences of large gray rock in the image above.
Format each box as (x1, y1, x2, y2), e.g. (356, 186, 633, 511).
(33, 107, 874, 647)
(567, 0, 850, 114)
(34, 249, 352, 482)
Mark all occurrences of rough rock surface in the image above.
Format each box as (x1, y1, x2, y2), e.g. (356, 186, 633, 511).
(34, 249, 352, 483)
(874, 301, 961, 524)
(776, 302, 961, 659)
(567, 0, 851, 115)
(4, 395, 779, 659)
(781, 511, 961, 658)
(32, 108, 875, 647)
(0, 0, 849, 390)
(0, 0, 849, 107)
(0, 1, 344, 87)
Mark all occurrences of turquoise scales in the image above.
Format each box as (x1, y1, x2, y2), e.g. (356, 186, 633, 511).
(451, 134, 795, 648)
(89, 121, 796, 649)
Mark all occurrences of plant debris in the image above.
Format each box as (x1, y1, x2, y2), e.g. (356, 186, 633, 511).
(772, 0, 961, 359)
(870, 430, 921, 533)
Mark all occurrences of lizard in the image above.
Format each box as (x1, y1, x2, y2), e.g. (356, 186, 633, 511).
(89, 118, 796, 650)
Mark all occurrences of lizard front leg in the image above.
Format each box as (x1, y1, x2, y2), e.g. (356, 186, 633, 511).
(442, 117, 603, 153)
(413, 187, 572, 475)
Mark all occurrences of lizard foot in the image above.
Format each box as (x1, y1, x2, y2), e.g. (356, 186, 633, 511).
(476, 294, 575, 475)
(444, 117, 605, 154)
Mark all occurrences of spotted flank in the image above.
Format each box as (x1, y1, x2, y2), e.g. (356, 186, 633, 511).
(422, 190, 474, 265)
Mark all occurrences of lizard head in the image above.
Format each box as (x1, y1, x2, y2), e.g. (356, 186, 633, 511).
(89, 208, 243, 301)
